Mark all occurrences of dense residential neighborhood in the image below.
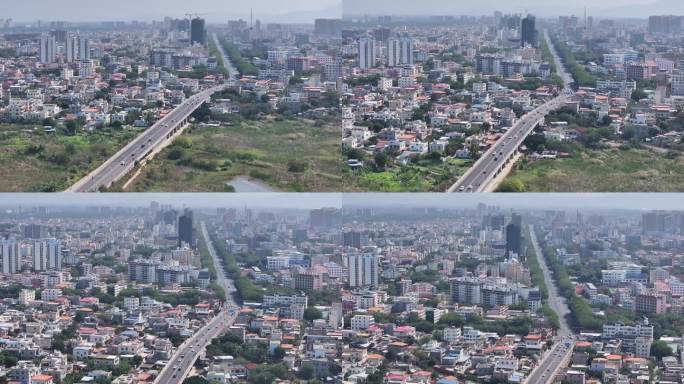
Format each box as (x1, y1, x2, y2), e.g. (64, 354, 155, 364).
(340, 13, 684, 191)
(0, 196, 684, 384)
(2, 3, 684, 384)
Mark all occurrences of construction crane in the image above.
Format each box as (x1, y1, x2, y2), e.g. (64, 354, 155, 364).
(185, 12, 208, 29)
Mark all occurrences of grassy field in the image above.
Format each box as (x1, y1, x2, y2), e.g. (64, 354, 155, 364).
(347, 157, 472, 192)
(0, 124, 136, 191)
(122, 117, 342, 192)
(503, 147, 684, 192)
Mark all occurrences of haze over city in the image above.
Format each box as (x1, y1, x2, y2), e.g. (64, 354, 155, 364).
(2, 194, 684, 212)
(343, 0, 684, 18)
(0, 193, 343, 209)
(5, 0, 342, 22)
(2, 0, 684, 383)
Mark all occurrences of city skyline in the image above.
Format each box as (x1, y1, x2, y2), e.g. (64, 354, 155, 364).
(4, 0, 341, 23)
(343, 0, 684, 18)
(345, 193, 684, 211)
(3, 193, 684, 211)
(0, 193, 343, 209)
(2, 0, 684, 382)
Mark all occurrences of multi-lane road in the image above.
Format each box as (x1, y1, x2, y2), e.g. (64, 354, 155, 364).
(67, 86, 225, 192)
(525, 224, 575, 384)
(154, 222, 239, 384)
(528, 224, 572, 336)
(68, 33, 240, 193)
(447, 97, 566, 192)
(155, 309, 234, 384)
(200, 221, 238, 301)
(448, 29, 574, 193)
(544, 29, 575, 88)
(213, 33, 240, 84)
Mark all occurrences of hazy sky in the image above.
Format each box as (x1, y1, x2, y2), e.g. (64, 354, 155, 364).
(0, 193, 342, 209)
(6, 0, 341, 23)
(8, 0, 680, 23)
(343, 193, 684, 211)
(0, 193, 682, 211)
(343, 0, 684, 18)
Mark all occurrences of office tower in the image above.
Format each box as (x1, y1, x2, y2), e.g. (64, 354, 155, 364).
(78, 37, 90, 60)
(178, 210, 194, 247)
(314, 18, 342, 36)
(521, 15, 537, 47)
(1, 240, 20, 275)
(33, 239, 61, 272)
(23, 224, 43, 239)
(309, 208, 341, 228)
(190, 18, 207, 46)
(39, 34, 56, 64)
(358, 37, 376, 69)
(348, 253, 378, 288)
(343, 231, 362, 248)
(506, 214, 522, 258)
(512, 213, 522, 227)
(66, 34, 78, 63)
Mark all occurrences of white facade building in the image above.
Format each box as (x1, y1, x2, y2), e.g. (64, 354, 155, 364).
(1, 240, 20, 274)
(358, 37, 376, 70)
(350, 314, 374, 330)
(348, 253, 378, 288)
(33, 239, 61, 272)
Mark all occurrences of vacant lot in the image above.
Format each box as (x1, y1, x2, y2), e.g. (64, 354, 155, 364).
(347, 158, 473, 192)
(123, 117, 341, 192)
(503, 147, 684, 192)
(0, 124, 136, 191)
